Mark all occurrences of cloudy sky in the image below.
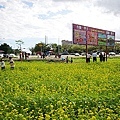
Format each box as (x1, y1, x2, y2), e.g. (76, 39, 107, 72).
(0, 0, 120, 49)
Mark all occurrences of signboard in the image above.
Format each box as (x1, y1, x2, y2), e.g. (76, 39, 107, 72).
(98, 33, 107, 46)
(73, 23, 115, 46)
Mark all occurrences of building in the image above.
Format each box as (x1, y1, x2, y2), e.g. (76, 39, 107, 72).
(61, 40, 72, 46)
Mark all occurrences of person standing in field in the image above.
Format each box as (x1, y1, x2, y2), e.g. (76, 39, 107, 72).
(70, 57, 73, 63)
(66, 56, 69, 63)
(0, 59, 5, 70)
(86, 53, 91, 63)
(92, 51, 97, 62)
(99, 52, 103, 62)
(103, 52, 106, 62)
(43, 53, 45, 59)
(9, 57, 15, 69)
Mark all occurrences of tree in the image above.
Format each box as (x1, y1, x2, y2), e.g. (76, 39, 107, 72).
(0, 43, 13, 54)
(51, 43, 57, 49)
(34, 43, 44, 53)
(15, 40, 24, 51)
(71, 44, 85, 53)
(114, 43, 120, 53)
(29, 47, 35, 55)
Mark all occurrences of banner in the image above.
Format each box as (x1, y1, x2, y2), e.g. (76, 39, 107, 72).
(107, 34, 115, 46)
(74, 29, 86, 44)
(73, 23, 115, 46)
(87, 31, 98, 45)
(98, 33, 107, 46)
(73, 24, 87, 45)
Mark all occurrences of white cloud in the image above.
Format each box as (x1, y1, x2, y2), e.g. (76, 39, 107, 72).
(0, 0, 120, 49)
(94, 0, 120, 15)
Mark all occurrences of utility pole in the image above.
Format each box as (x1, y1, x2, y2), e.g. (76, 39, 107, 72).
(45, 35, 47, 45)
(15, 40, 24, 52)
(15, 40, 24, 61)
(58, 38, 59, 54)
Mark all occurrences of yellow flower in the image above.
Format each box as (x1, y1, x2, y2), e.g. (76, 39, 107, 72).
(64, 114, 68, 118)
(45, 114, 50, 120)
(90, 116, 96, 120)
(50, 104, 54, 109)
(107, 116, 111, 120)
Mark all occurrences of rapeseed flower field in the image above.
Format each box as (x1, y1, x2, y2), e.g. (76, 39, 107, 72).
(0, 58, 120, 120)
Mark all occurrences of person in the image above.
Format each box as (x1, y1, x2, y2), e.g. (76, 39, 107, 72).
(86, 53, 91, 63)
(99, 52, 103, 62)
(20, 52, 22, 60)
(55, 54, 57, 58)
(103, 52, 106, 62)
(0, 59, 5, 70)
(70, 57, 73, 63)
(9, 57, 15, 69)
(92, 51, 97, 62)
(22, 52, 24, 60)
(61, 57, 65, 62)
(66, 56, 69, 63)
(25, 52, 28, 60)
(43, 53, 45, 59)
(37, 54, 40, 58)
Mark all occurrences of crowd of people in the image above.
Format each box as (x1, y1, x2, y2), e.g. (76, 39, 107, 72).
(59, 51, 107, 63)
(86, 51, 106, 63)
(0, 51, 107, 70)
(61, 56, 73, 63)
(57, 51, 107, 63)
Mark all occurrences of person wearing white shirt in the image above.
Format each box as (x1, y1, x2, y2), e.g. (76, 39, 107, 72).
(87, 53, 91, 63)
(92, 52, 97, 62)
(9, 57, 15, 69)
(0, 59, 5, 70)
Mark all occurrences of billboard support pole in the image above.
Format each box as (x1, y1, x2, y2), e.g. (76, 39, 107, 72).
(86, 39, 88, 63)
(106, 46, 108, 61)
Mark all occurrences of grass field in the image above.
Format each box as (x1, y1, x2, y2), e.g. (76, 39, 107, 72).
(0, 58, 120, 120)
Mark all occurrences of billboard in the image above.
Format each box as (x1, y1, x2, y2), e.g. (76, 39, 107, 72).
(73, 23, 115, 46)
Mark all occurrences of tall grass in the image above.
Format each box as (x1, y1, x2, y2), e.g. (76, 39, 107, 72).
(0, 58, 120, 119)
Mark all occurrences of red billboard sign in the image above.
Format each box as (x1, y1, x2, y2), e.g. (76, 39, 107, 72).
(73, 23, 115, 46)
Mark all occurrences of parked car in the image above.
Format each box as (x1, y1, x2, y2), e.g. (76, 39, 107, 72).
(70, 53, 75, 55)
(75, 53, 79, 56)
(0, 54, 4, 58)
(81, 52, 86, 56)
(9, 54, 18, 58)
(109, 52, 116, 56)
(61, 51, 69, 55)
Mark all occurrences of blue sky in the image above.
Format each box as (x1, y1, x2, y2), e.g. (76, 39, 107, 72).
(0, 5, 5, 8)
(0, 0, 120, 50)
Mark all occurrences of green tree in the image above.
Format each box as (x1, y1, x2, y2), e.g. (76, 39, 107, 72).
(0, 43, 13, 54)
(34, 43, 44, 53)
(14, 49, 20, 55)
(51, 43, 57, 52)
(34, 42, 50, 53)
(114, 43, 120, 53)
(71, 45, 85, 53)
(29, 47, 35, 55)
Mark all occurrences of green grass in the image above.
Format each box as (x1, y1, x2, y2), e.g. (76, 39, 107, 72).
(0, 58, 120, 120)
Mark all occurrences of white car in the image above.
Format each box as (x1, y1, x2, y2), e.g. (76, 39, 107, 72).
(9, 54, 18, 58)
(109, 52, 116, 56)
(75, 53, 79, 56)
(81, 52, 86, 56)
(0, 54, 4, 58)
